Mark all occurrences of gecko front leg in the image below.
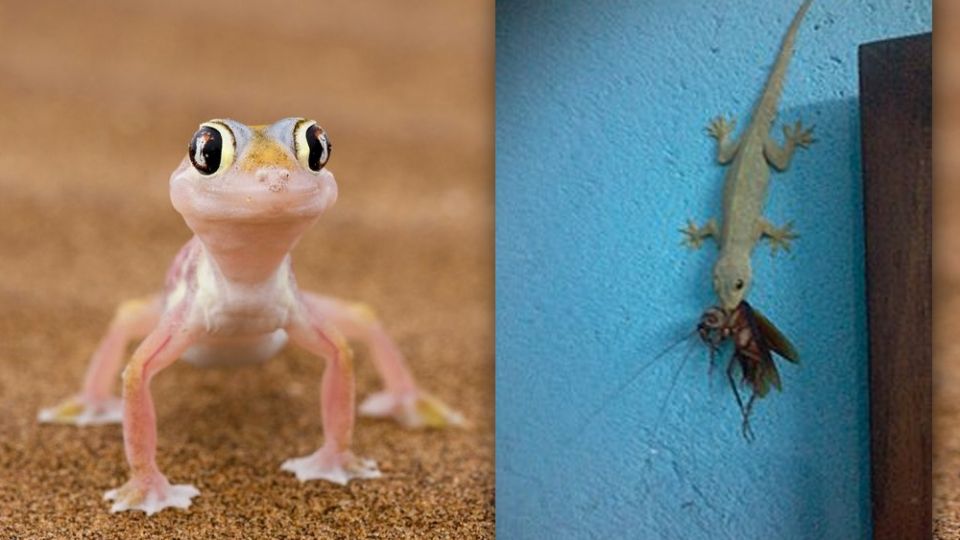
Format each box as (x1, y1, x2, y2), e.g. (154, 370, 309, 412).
(301, 293, 464, 428)
(763, 120, 815, 171)
(759, 219, 798, 255)
(105, 306, 201, 515)
(706, 115, 740, 164)
(681, 218, 718, 250)
(280, 303, 381, 484)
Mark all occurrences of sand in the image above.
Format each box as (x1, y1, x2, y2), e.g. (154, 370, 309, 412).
(0, 2, 493, 538)
(936, 2, 960, 536)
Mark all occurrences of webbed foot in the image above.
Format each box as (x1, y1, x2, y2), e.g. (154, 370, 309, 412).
(783, 120, 815, 148)
(38, 395, 122, 426)
(281, 447, 382, 484)
(706, 115, 736, 140)
(360, 390, 465, 428)
(104, 473, 199, 515)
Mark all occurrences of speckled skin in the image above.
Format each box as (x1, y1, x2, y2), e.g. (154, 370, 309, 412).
(38, 118, 463, 515)
(682, 0, 815, 309)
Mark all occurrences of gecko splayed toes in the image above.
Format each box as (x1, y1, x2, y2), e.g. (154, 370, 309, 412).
(697, 301, 798, 441)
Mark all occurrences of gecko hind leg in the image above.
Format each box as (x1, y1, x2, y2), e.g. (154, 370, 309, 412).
(38, 295, 163, 426)
(681, 218, 718, 250)
(301, 293, 464, 429)
(760, 219, 798, 255)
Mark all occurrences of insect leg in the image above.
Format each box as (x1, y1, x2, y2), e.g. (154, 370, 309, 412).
(725, 355, 747, 418)
(741, 393, 757, 442)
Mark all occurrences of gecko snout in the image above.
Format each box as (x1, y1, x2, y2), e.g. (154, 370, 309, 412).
(256, 168, 292, 193)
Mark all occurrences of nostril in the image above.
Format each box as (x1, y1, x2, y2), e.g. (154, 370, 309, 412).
(256, 168, 292, 192)
(256, 169, 291, 186)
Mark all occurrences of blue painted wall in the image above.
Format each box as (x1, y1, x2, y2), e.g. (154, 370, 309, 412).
(496, 1, 930, 538)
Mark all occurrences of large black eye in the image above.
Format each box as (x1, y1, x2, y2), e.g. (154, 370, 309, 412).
(295, 120, 331, 173)
(735, 279, 745, 290)
(188, 122, 235, 176)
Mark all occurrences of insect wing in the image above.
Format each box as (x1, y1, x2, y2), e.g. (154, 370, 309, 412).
(737, 351, 781, 397)
(761, 358, 782, 394)
(750, 307, 799, 363)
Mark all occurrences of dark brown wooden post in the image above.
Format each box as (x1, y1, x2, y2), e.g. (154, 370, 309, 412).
(859, 33, 932, 540)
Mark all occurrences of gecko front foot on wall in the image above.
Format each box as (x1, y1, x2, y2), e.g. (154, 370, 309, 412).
(281, 447, 382, 484)
(37, 395, 123, 426)
(360, 390, 466, 429)
(783, 120, 815, 148)
(705, 115, 736, 140)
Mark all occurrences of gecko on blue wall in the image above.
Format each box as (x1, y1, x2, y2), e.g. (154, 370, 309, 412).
(496, 1, 931, 538)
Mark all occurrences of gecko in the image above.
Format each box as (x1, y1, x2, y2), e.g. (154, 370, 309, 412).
(38, 118, 463, 515)
(681, 0, 815, 309)
(681, 0, 813, 438)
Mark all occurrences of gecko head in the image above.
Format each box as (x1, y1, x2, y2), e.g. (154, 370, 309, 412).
(713, 254, 751, 310)
(170, 118, 337, 224)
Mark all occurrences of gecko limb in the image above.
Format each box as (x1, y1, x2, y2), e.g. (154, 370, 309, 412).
(681, 218, 718, 250)
(301, 293, 464, 429)
(706, 115, 739, 164)
(764, 120, 815, 171)
(784, 119, 815, 148)
(281, 307, 382, 485)
(760, 219, 798, 255)
(106, 308, 201, 514)
(38, 295, 163, 426)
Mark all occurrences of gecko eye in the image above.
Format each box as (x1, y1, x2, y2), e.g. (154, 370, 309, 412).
(294, 119, 331, 173)
(188, 121, 235, 176)
(735, 279, 745, 290)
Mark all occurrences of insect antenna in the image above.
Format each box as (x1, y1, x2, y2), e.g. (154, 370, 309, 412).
(651, 338, 698, 438)
(563, 329, 698, 442)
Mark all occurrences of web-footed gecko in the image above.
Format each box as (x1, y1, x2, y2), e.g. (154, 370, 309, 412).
(39, 118, 463, 514)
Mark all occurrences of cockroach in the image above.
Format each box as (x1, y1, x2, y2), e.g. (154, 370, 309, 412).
(698, 301, 799, 440)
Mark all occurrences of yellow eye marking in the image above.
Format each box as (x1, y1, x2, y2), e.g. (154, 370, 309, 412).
(239, 126, 296, 171)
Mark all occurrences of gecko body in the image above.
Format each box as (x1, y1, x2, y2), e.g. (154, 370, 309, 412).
(683, 0, 815, 309)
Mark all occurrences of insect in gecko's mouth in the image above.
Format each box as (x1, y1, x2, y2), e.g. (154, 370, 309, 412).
(696, 304, 734, 352)
(693, 300, 800, 441)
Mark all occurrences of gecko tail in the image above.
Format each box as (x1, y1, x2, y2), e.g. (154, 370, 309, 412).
(752, 0, 813, 130)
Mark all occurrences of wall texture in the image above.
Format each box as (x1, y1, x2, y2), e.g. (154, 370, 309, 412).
(496, 1, 930, 538)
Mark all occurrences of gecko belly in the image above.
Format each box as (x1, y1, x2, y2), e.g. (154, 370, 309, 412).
(181, 330, 288, 367)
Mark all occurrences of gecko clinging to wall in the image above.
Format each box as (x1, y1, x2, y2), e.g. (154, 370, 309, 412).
(682, 0, 813, 439)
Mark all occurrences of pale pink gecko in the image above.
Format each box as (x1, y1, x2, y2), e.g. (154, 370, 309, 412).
(39, 118, 463, 515)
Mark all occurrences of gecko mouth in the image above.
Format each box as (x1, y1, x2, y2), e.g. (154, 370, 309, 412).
(171, 166, 337, 222)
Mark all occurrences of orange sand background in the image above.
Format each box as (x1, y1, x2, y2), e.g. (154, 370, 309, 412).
(0, 2, 493, 538)
(936, 1, 960, 537)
